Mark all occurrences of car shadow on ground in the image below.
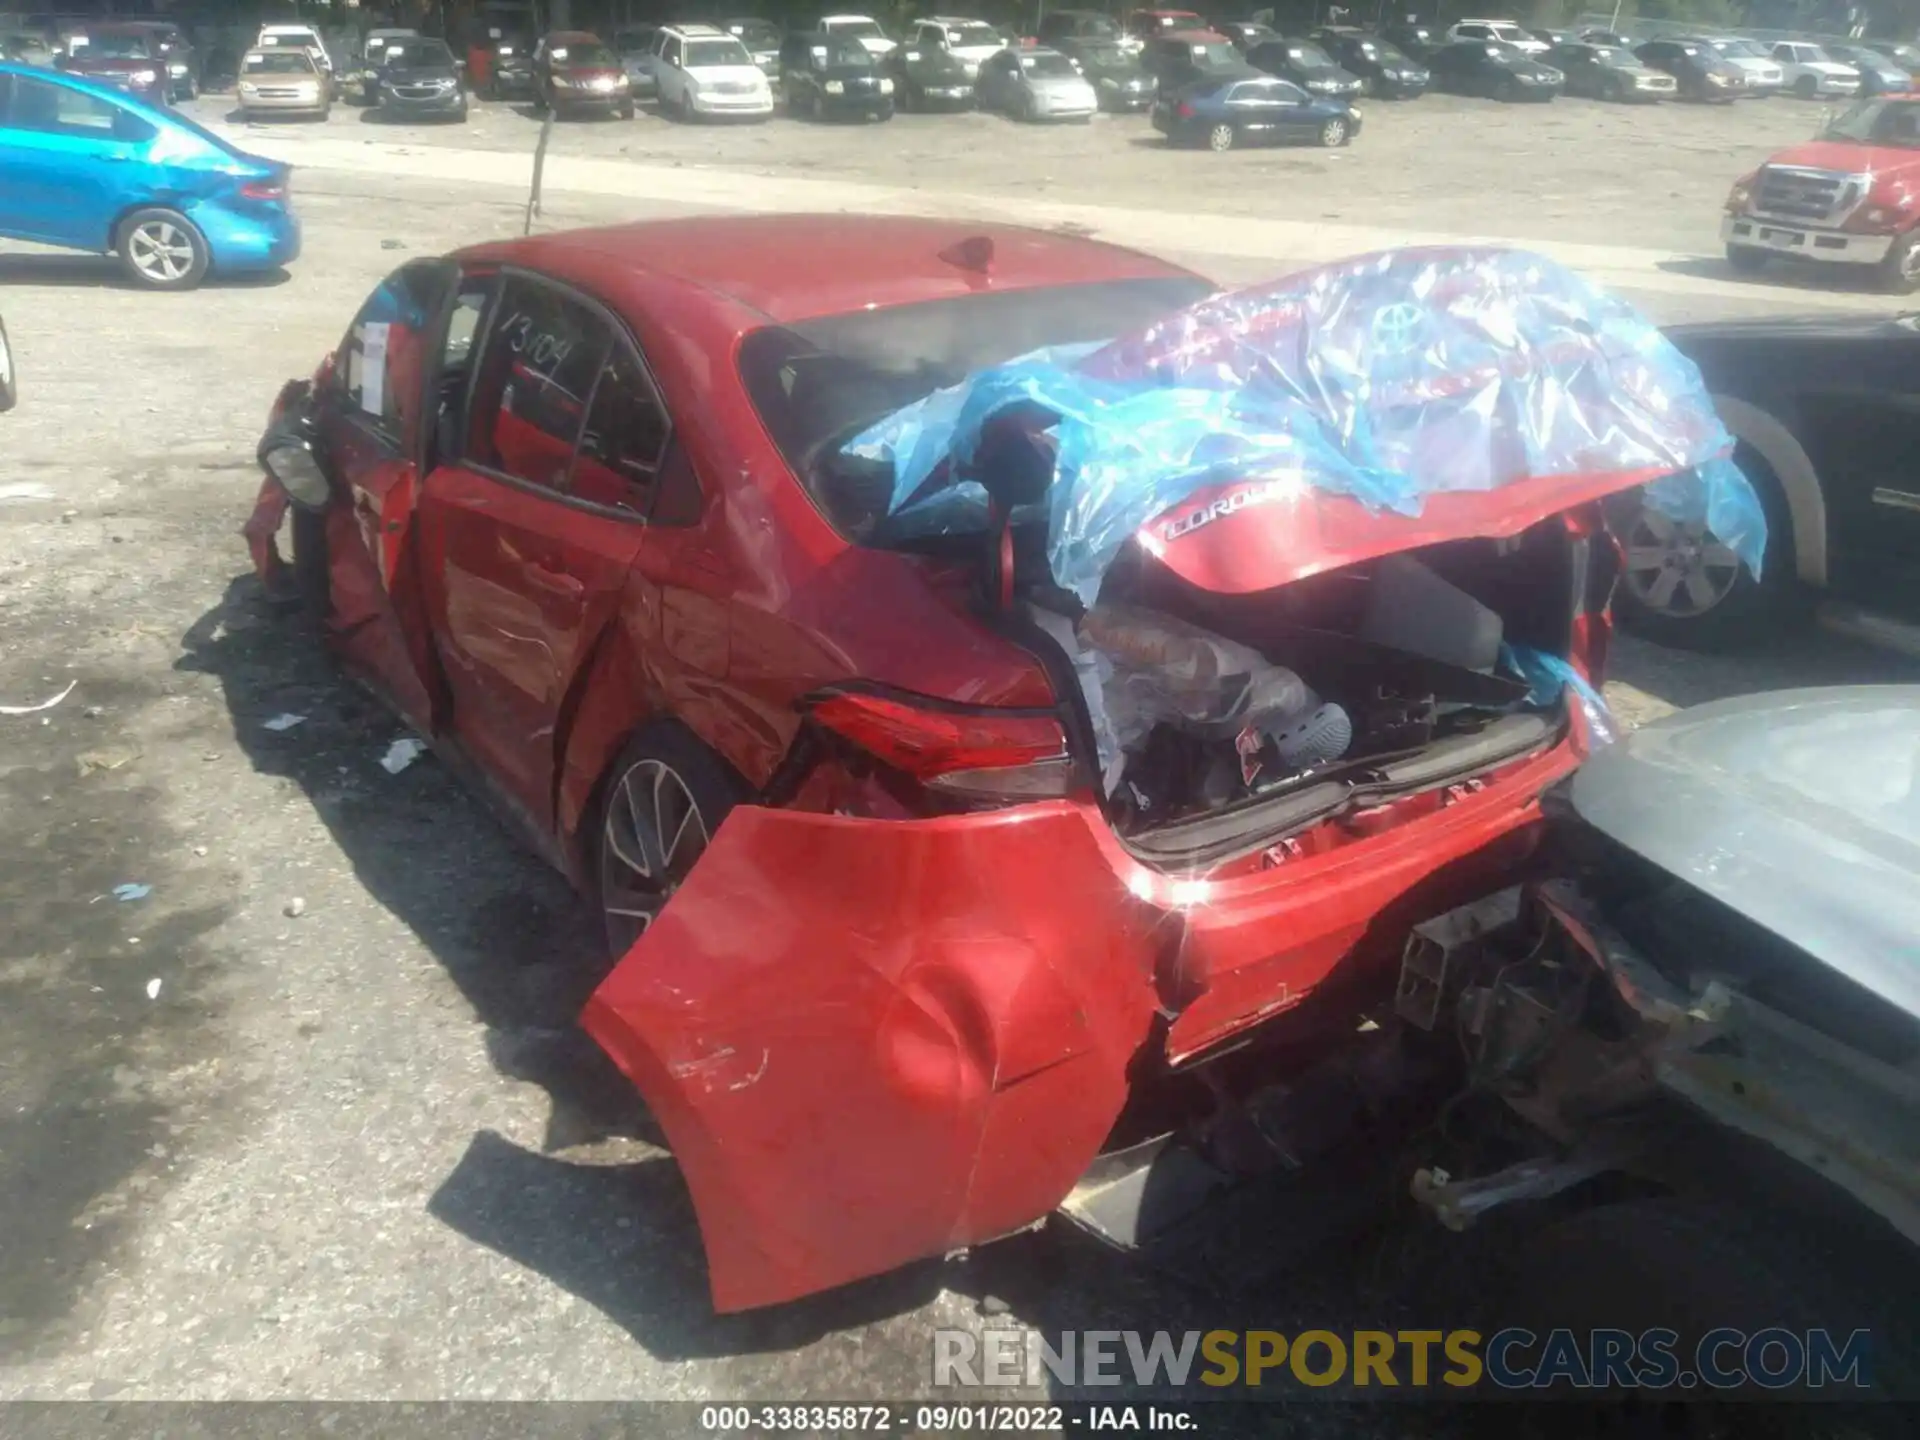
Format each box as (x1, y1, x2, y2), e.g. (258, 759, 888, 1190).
(173, 574, 961, 1358)
(0, 254, 291, 289)
(1655, 254, 1895, 296)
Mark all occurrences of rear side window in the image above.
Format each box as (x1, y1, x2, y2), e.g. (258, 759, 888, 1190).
(340, 261, 453, 447)
(3, 74, 152, 141)
(569, 344, 671, 513)
(467, 276, 612, 492)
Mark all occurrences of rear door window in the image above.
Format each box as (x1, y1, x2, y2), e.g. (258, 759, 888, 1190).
(465, 275, 613, 492)
(4, 74, 151, 141)
(568, 344, 672, 513)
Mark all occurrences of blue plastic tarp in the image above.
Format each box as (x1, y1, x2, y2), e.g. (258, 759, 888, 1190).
(846, 246, 1766, 605)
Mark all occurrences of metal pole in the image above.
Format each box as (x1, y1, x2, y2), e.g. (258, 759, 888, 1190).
(525, 109, 553, 235)
(1609, 0, 1624, 31)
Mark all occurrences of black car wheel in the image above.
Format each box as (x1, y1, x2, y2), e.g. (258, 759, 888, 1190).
(1877, 229, 1920, 293)
(1500, 74, 1522, 101)
(1795, 73, 1819, 99)
(1724, 242, 1770, 274)
(1317, 115, 1348, 146)
(594, 722, 745, 962)
(1206, 120, 1235, 150)
(116, 208, 211, 290)
(1608, 456, 1792, 650)
(618, 97, 634, 120)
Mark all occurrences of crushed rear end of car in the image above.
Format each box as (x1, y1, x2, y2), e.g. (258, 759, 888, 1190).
(581, 245, 1769, 1312)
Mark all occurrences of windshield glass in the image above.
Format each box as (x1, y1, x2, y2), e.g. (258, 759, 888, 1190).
(1024, 51, 1078, 77)
(946, 22, 999, 46)
(729, 21, 780, 47)
(1826, 96, 1920, 146)
(738, 278, 1213, 542)
(825, 19, 885, 40)
(1186, 39, 1239, 67)
(1484, 41, 1523, 63)
(1714, 39, 1762, 58)
(1487, 23, 1527, 40)
(245, 50, 316, 74)
(1840, 48, 1895, 68)
(1077, 42, 1131, 64)
(1079, 16, 1122, 37)
(1358, 40, 1406, 62)
(1286, 43, 1333, 65)
(260, 31, 321, 48)
(686, 38, 751, 66)
(1800, 44, 1835, 63)
(384, 40, 454, 67)
(558, 41, 620, 66)
(819, 38, 871, 66)
(1587, 45, 1629, 64)
(81, 34, 151, 58)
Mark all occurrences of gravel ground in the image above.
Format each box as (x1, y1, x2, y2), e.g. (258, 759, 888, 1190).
(3, 91, 1919, 1412)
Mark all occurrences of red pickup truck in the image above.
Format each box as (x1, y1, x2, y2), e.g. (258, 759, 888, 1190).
(1724, 92, 1920, 292)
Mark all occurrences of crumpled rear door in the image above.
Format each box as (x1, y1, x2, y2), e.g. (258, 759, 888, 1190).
(581, 801, 1162, 1313)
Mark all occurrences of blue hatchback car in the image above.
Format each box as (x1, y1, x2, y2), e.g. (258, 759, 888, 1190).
(0, 63, 299, 289)
(1152, 72, 1361, 151)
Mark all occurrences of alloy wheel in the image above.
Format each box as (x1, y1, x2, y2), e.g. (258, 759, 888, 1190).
(127, 220, 196, 285)
(1621, 507, 1742, 617)
(1320, 117, 1347, 146)
(1207, 121, 1234, 150)
(599, 757, 710, 955)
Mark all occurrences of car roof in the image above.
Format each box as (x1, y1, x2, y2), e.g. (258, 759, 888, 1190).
(260, 24, 320, 33)
(820, 14, 881, 22)
(460, 215, 1192, 326)
(1165, 29, 1232, 42)
(665, 23, 729, 36)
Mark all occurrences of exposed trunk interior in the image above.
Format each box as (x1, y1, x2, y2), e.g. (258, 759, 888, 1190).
(1025, 517, 1585, 868)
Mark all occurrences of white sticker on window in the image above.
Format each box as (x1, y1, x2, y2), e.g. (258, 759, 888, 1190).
(360, 321, 390, 417)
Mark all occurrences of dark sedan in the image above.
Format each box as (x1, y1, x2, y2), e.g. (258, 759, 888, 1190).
(1826, 43, 1913, 97)
(122, 20, 197, 100)
(1549, 41, 1676, 101)
(886, 36, 975, 109)
(1152, 72, 1359, 150)
(780, 33, 894, 121)
(1427, 40, 1562, 102)
(1246, 38, 1362, 100)
(1056, 37, 1156, 110)
(374, 37, 468, 122)
(1312, 28, 1429, 97)
(1216, 19, 1278, 53)
(59, 26, 170, 106)
(1140, 30, 1252, 92)
(1382, 22, 1441, 60)
(1634, 39, 1744, 102)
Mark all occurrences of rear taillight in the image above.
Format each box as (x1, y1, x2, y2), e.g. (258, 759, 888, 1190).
(241, 179, 286, 202)
(806, 689, 1075, 801)
(1176, 100, 1194, 118)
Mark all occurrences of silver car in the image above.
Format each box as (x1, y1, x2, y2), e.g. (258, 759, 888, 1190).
(975, 44, 1098, 120)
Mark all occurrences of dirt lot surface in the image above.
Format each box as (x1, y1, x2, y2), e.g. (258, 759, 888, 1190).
(3, 88, 1918, 1410)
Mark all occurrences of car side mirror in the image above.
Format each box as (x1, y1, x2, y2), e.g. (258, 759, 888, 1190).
(0, 316, 16, 414)
(260, 437, 330, 510)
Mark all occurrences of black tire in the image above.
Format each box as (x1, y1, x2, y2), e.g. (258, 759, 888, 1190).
(1317, 115, 1348, 146)
(1724, 242, 1769, 274)
(618, 98, 634, 120)
(115, 207, 210, 291)
(1608, 448, 1794, 651)
(1501, 75, 1522, 102)
(1499, 1198, 1916, 1419)
(592, 722, 747, 963)
(1876, 230, 1920, 294)
(1795, 74, 1818, 99)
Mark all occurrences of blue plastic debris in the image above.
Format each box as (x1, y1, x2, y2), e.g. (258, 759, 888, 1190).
(113, 883, 152, 903)
(846, 246, 1768, 605)
(1501, 643, 1618, 748)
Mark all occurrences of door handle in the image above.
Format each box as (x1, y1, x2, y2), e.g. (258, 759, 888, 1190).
(525, 562, 584, 599)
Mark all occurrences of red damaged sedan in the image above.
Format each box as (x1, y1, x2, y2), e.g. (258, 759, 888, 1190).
(245, 217, 1728, 1314)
